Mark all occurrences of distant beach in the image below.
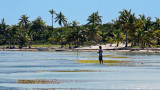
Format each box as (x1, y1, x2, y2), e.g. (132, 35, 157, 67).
(1, 43, 160, 52)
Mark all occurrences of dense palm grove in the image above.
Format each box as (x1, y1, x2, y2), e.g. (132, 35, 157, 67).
(0, 9, 160, 48)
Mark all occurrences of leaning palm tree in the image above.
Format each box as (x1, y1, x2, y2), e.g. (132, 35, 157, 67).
(49, 9, 56, 30)
(55, 11, 67, 48)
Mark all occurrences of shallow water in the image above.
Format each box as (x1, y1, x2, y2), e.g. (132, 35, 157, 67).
(0, 51, 160, 89)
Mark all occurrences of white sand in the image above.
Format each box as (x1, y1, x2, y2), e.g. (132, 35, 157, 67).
(78, 43, 126, 49)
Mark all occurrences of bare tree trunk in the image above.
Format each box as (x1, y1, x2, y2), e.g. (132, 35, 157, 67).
(52, 15, 53, 30)
(125, 30, 128, 47)
(117, 41, 119, 47)
(158, 38, 160, 45)
(61, 25, 63, 48)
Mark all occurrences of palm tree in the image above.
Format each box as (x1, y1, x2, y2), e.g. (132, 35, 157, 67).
(119, 9, 136, 47)
(19, 15, 30, 47)
(87, 11, 102, 42)
(71, 20, 82, 47)
(154, 17, 160, 45)
(49, 9, 56, 30)
(0, 19, 19, 48)
(71, 26, 86, 47)
(19, 15, 30, 29)
(0, 18, 7, 35)
(66, 20, 79, 48)
(72, 20, 79, 28)
(128, 13, 138, 46)
(55, 12, 67, 28)
(87, 11, 102, 25)
(113, 29, 124, 47)
(55, 11, 67, 48)
(138, 14, 153, 47)
(30, 17, 46, 41)
(12, 25, 28, 48)
(0, 18, 9, 45)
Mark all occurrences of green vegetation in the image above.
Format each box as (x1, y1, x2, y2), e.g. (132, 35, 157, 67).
(31, 44, 61, 48)
(1, 9, 160, 48)
(17, 79, 61, 84)
(103, 55, 115, 57)
(36, 70, 105, 73)
(77, 60, 132, 64)
(109, 56, 129, 58)
(87, 55, 128, 58)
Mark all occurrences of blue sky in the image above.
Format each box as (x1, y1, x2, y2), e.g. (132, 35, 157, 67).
(0, 0, 160, 27)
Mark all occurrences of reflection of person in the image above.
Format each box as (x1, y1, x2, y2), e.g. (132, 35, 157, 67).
(98, 46, 103, 64)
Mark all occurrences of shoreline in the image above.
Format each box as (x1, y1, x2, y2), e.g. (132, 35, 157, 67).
(0, 47, 160, 52)
(0, 44, 160, 52)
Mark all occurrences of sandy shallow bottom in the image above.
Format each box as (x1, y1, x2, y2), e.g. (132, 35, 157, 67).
(0, 51, 160, 89)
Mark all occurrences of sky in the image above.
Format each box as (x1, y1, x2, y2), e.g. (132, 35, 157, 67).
(0, 0, 160, 27)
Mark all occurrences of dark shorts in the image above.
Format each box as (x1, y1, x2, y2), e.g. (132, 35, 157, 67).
(99, 56, 103, 60)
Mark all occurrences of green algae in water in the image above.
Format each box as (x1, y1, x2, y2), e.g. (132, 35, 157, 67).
(77, 60, 132, 64)
(17, 79, 61, 84)
(36, 70, 106, 73)
(86, 55, 128, 58)
(86, 55, 114, 57)
(109, 56, 129, 58)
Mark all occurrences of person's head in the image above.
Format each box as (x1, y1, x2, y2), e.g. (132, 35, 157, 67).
(99, 46, 102, 49)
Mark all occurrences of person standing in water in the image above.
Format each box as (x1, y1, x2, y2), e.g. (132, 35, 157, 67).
(98, 46, 103, 64)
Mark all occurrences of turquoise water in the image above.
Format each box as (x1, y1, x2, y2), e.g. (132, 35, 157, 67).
(0, 51, 160, 89)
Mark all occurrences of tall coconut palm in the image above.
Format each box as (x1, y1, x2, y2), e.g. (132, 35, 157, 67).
(55, 11, 67, 48)
(49, 9, 56, 30)
(119, 9, 135, 47)
(19, 15, 30, 29)
(87, 11, 102, 25)
(128, 13, 137, 46)
(19, 15, 30, 45)
(87, 11, 102, 42)
(55, 12, 67, 28)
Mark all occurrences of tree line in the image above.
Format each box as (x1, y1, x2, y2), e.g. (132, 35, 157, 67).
(0, 9, 160, 49)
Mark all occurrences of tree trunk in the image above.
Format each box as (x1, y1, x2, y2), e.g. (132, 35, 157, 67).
(158, 38, 160, 45)
(125, 30, 128, 47)
(117, 41, 119, 47)
(61, 25, 63, 48)
(69, 42, 71, 49)
(52, 15, 53, 30)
